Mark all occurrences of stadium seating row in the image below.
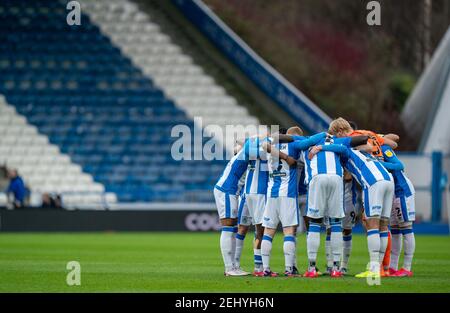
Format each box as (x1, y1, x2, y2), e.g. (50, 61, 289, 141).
(0, 0, 233, 203)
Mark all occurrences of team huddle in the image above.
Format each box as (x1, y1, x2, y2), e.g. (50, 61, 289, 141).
(213, 117, 416, 278)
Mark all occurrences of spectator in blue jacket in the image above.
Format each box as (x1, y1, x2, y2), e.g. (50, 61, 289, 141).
(6, 169, 26, 209)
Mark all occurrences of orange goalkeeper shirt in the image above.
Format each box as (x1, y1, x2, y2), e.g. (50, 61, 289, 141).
(349, 130, 385, 159)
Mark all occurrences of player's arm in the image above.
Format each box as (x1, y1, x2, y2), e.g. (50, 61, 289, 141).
(290, 132, 327, 151)
(335, 135, 369, 148)
(262, 142, 297, 166)
(379, 161, 403, 171)
(272, 132, 327, 143)
(380, 145, 404, 171)
(384, 133, 400, 143)
(308, 144, 349, 160)
(383, 137, 398, 150)
(375, 133, 397, 150)
(354, 143, 373, 153)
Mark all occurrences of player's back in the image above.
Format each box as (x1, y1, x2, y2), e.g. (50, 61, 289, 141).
(245, 137, 269, 195)
(303, 136, 349, 184)
(215, 146, 249, 195)
(267, 142, 300, 198)
(345, 148, 392, 188)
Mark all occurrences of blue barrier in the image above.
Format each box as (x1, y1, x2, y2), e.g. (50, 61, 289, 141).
(432, 151, 443, 222)
(172, 0, 331, 134)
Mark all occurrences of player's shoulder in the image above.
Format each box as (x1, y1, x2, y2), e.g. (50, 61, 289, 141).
(381, 144, 395, 157)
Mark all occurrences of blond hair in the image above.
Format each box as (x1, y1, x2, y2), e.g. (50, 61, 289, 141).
(328, 117, 352, 136)
(287, 126, 303, 136)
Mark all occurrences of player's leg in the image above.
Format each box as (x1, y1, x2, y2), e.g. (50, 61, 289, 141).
(341, 228, 353, 274)
(394, 194, 415, 277)
(341, 198, 357, 274)
(325, 224, 332, 274)
(327, 175, 345, 277)
(220, 217, 239, 275)
(234, 195, 250, 272)
(253, 224, 264, 275)
(379, 181, 394, 276)
(234, 225, 249, 272)
(389, 225, 402, 273)
(250, 194, 266, 275)
(282, 226, 297, 276)
(382, 230, 392, 273)
(295, 194, 307, 275)
(356, 185, 381, 277)
(214, 188, 242, 276)
(260, 197, 280, 277)
(398, 223, 415, 276)
(389, 197, 402, 273)
(379, 218, 389, 262)
(305, 176, 325, 277)
(279, 197, 300, 276)
(260, 227, 277, 277)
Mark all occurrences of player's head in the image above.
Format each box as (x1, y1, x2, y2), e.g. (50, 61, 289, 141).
(279, 127, 288, 135)
(7, 168, 18, 179)
(287, 126, 303, 136)
(348, 121, 358, 131)
(328, 117, 353, 137)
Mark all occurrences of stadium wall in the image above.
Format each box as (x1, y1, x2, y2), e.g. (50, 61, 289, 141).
(0, 209, 447, 234)
(171, 0, 331, 134)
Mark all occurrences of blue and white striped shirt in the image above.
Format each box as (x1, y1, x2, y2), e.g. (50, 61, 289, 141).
(319, 144, 393, 188)
(303, 136, 352, 184)
(215, 140, 251, 195)
(245, 137, 270, 195)
(380, 145, 414, 197)
(267, 133, 326, 198)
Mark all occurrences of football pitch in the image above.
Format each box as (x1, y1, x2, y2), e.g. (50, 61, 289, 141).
(1, 232, 450, 293)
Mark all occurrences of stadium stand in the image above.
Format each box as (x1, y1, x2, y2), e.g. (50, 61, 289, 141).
(0, 0, 246, 205)
(83, 0, 259, 139)
(0, 95, 112, 207)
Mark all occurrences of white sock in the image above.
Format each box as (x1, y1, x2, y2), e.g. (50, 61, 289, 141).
(234, 232, 245, 268)
(390, 229, 402, 270)
(367, 229, 380, 272)
(254, 248, 263, 272)
(330, 222, 343, 269)
(342, 233, 352, 269)
(325, 233, 333, 268)
(220, 227, 235, 272)
(307, 223, 321, 271)
(283, 235, 296, 272)
(402, 229, 415, 271)
(293, 240, 298, 268)
(261, 234, 273, 272)
(379, 231, 389, 264)
(231, 227, 237, 267)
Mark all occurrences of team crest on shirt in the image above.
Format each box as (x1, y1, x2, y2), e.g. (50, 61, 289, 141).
(385, 150, 394, 157)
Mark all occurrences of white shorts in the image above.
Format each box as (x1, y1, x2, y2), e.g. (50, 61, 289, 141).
(262, 196, 299, 229)
(243, 193, 266, 225)
(214, 188, 238, 219)
(237, 194, 251, 226)
(391, 194, 416, 225)
(306, 174, 344, 219)
(363, 180, 394, 219)
(298, 194, 307, 217)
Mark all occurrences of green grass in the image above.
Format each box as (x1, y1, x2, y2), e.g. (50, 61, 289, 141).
(0, 232, 449, 292)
